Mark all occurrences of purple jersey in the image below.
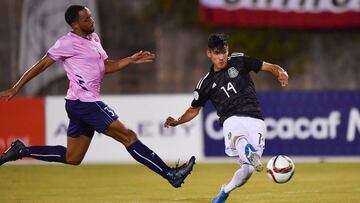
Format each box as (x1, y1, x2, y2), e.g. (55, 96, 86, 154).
(47, 32, 108, 102)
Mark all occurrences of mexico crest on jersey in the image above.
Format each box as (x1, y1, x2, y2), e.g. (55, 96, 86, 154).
(228, 67, 239, 78)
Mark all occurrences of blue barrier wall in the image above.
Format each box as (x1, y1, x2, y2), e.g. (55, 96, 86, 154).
(203, 91, 360, 157)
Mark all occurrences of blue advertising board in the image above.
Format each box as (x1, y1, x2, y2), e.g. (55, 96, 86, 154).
(203, 91, 360, 157)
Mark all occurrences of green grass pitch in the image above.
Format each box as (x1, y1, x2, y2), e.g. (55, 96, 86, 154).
(0, 163, 359, 203)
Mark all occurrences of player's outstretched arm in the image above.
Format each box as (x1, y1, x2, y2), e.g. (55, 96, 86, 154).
(0, 55, 55, 101)
(164, 106, 201, 128)
(104, 51, 155, 74)
(261, 62, 289, 87)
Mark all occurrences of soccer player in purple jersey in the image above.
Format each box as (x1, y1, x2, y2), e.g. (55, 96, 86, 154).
(0, 5, 195, 188)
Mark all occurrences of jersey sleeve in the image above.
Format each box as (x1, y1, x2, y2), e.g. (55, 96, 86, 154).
(191, 73, 211, 107)
(47, 37, 74, 61)
(243, 55, 263, 73)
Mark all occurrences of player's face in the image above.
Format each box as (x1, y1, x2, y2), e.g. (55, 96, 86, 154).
(207, 46, 229, 71)
(76, 8, 95, 35)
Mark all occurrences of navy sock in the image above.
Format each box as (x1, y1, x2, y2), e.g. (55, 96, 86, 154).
(22, 145, 67, 163)
(126, 140, 170, 179)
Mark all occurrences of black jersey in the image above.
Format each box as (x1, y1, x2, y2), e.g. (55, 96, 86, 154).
(191, 53, 264, 125)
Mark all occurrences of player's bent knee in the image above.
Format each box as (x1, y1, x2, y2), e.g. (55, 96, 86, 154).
(123, 129, 138, 146)
(127, 129, 137, 140)
(66, 158, 82, 165)
(66, 155, 83, 165)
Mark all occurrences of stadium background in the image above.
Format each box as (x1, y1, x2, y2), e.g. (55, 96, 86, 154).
(1, 1, 360, 203)
(1, 0, 360, 162)
(1, 0, 359, 162)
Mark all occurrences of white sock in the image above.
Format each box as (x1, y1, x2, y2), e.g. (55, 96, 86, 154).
(223, 164, 254, 193)
(223, 137, 255, 194)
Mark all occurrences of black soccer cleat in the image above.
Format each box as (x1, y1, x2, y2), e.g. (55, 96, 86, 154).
(167, 156, 196, 188)
(0, 139, 27, 166)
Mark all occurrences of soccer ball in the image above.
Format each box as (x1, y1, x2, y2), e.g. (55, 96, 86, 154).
(266, 155, 295, 184)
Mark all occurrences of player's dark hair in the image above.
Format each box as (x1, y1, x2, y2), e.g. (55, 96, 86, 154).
(65, 5, 85, 26)
(207, 33, 228, 52)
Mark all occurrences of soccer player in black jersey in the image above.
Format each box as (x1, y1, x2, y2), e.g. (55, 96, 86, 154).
(164, 33, 288, 203)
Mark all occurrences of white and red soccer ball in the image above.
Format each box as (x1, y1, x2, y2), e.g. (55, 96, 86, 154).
(266, 155, 295, 184)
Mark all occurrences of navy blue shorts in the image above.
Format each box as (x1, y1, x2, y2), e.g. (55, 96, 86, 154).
(65, 100, 119, 138)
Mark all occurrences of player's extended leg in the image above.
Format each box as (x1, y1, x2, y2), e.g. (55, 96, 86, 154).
(213, 117, 266, 202)
(224, 137, 257, 191)
(212, 136, 258, 203)
(212, 164, 254, 203)
(0, 140, 68, 165)
(0, 135, 92, 165)
(104, 120, 195, 188)
(21, 135, 91, 165)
